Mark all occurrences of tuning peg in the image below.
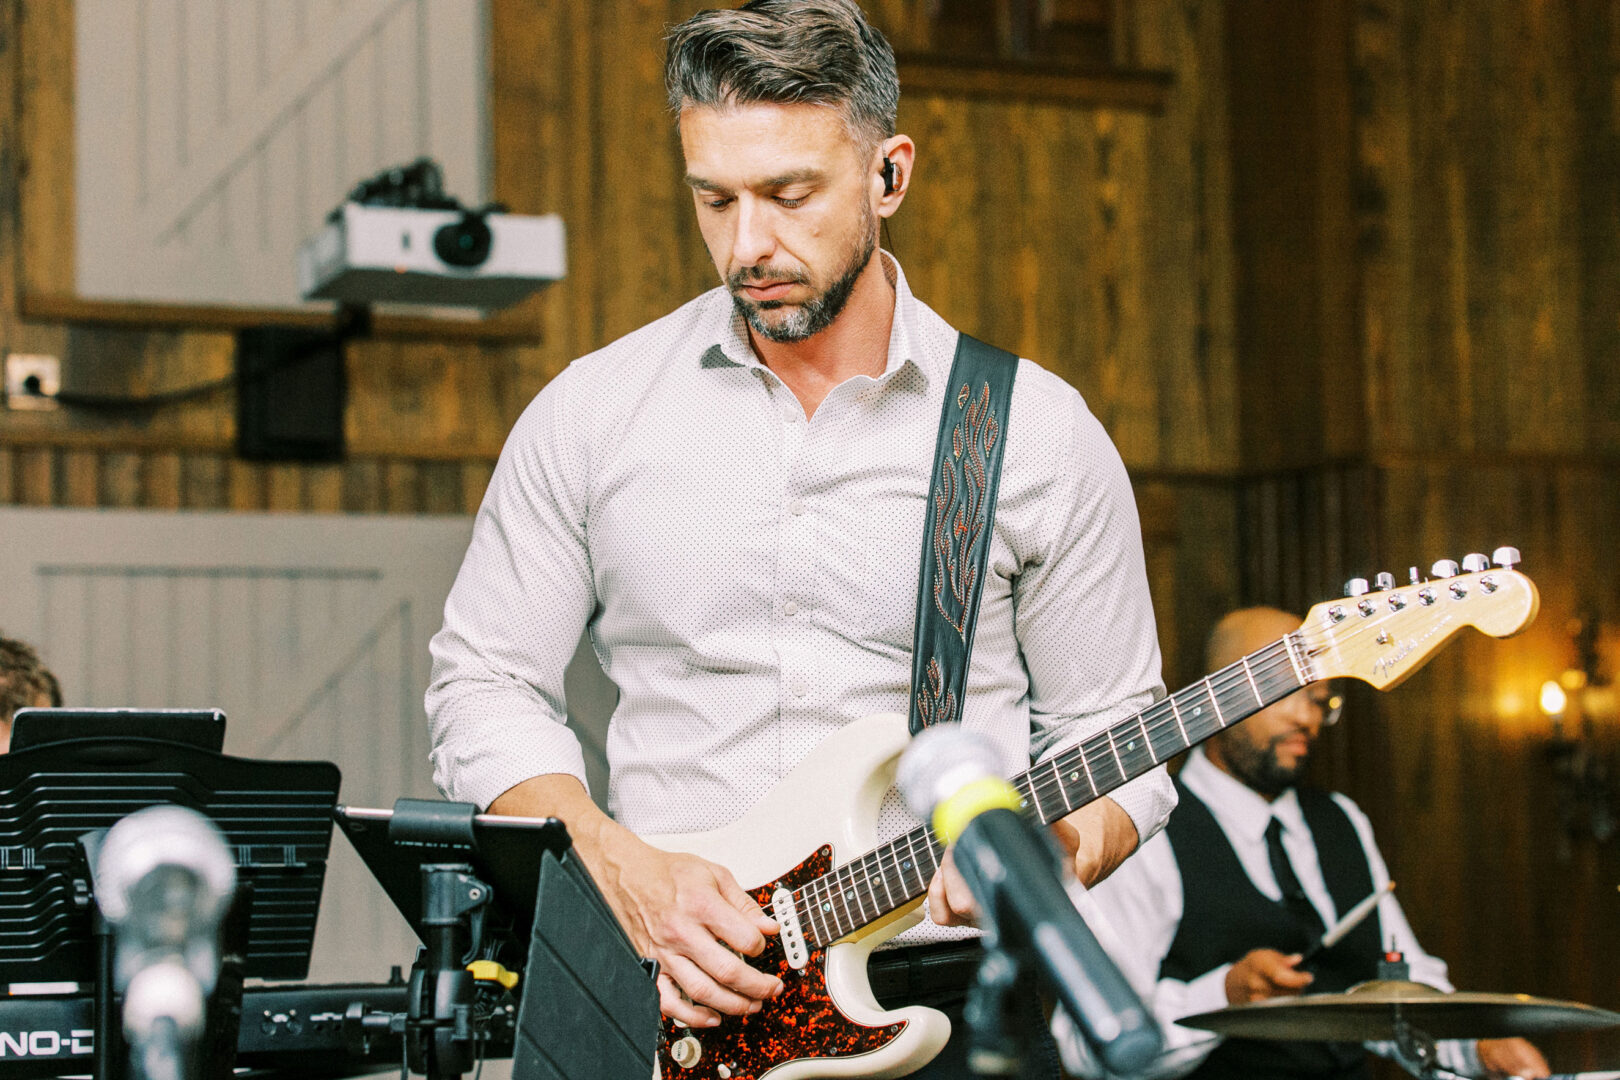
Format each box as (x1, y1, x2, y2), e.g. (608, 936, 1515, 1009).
(1431, 559, 1461, 578)
(1461, 553, 1489, 573)
(1374, 572, 1395, 591)
(1491, 546, 1521, 569)
(1409, 566, 1421, 585)
(1345, 577, 1370, 597)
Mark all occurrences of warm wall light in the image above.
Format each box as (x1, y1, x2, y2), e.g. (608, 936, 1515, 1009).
(1540, 680, 1568, 722)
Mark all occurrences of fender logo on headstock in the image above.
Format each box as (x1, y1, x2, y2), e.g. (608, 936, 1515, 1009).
(1372, 639, 1416, 679)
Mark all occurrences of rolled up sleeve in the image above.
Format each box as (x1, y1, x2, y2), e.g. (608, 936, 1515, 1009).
(426, 368, 597, 808)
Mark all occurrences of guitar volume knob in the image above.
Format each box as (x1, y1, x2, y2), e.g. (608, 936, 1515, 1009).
(671, 1034, 703, 1069)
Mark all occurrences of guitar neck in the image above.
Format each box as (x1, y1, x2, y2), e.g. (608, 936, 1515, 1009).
(796, 634, 1314, 947)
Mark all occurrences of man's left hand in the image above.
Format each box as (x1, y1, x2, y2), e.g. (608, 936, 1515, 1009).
(1050, 797, 1141, 888)
(1475, 1037, 1550, 1078)
(925, 796, 1141, 926)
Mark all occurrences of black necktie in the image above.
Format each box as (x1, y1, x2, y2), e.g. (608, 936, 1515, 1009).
(1265, 817, 1325, 935)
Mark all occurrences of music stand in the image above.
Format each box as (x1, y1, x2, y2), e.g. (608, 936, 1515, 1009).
(334, 800, 658, 1079)
(0, 711, 343, 1079)
(10, 707, 227, 753)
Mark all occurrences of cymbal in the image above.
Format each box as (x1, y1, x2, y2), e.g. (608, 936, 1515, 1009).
(1180, 981, 1620, 1042)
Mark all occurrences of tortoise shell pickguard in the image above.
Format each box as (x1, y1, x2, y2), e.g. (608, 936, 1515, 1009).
(657, 845, 908, 1080)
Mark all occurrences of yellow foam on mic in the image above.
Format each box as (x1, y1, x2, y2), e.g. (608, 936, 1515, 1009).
(932, 776, 1023, 844)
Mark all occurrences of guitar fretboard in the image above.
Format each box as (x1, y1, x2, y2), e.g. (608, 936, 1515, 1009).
(791, 633, 1315, 947)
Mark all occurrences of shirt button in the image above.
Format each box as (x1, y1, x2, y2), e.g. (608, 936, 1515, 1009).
(783, 600, 799, 617)
(791, 677, 809, 698)
(788, 499, 806, 516)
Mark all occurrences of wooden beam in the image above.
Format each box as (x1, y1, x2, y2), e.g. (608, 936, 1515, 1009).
(896, 55, 1171, 112)
(20, 293, 544, 343)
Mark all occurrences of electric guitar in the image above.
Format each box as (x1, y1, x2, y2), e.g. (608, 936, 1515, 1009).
(647, 553, 1541, 1080)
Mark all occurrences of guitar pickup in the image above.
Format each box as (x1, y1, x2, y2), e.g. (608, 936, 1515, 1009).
(773, 887, 809, 970)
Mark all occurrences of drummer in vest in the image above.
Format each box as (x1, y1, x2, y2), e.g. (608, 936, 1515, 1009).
(1085, 607, 1548, 1080)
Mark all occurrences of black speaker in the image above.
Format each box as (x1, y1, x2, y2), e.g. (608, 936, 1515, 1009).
(235, 326, 347, 461)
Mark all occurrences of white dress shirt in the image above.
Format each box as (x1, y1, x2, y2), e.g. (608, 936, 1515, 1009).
(1083, 748, 1476, 1077)
(426, 253, 1173, 892)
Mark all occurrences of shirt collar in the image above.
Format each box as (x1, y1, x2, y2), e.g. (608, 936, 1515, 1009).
(700, 250, 930, 387)
(1180, 746, 1304, 842)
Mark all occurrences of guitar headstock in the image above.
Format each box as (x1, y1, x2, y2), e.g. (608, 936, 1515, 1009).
(1300, 549, 1540, 691)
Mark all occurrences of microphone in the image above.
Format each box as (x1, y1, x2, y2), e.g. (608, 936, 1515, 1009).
(897, 725, 1161, 1076)
(93, 805, 237, 1080)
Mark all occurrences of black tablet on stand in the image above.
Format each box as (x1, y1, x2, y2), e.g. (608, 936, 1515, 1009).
(334, 800, 658, 1080)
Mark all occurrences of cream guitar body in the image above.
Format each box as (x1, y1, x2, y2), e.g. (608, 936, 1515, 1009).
(647, 711, 949, 1079)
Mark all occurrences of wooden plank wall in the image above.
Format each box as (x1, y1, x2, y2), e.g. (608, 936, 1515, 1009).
(0, 0, 1242, 940)
(1227, 0, 1620, 1038)
(0, 0, 546, 516)
(7, 0, 1616, 1039)
(0, 0, 1245, 663)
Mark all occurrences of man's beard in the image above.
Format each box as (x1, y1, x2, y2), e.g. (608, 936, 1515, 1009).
(728, 206, 878, 344)
(1222, 732, 1309, 800)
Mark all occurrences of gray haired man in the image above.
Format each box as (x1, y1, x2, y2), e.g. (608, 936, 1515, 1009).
(427, 3, 1172, 1075)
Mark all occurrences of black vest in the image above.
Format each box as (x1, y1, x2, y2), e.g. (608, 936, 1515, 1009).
(1162, 778, 1383, 1080)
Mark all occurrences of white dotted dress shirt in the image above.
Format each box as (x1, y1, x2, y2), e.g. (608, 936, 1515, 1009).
(1081, 747, 1478, 1077)
(426, 254, 1174, 881)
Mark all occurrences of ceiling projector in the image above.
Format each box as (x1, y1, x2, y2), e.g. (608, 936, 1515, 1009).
(297, 160, 565, 310)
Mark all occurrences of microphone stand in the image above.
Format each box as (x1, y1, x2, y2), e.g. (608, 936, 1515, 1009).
(964, 946, 1026, 1076)
(407, 864, 491, 1080)
(77, 830, 124, 1080)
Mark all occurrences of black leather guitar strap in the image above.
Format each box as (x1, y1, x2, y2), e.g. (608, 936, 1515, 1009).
(907, 333, 1019, 736)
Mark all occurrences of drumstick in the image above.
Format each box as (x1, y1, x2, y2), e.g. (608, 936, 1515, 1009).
(1299, 881, 1395, 963)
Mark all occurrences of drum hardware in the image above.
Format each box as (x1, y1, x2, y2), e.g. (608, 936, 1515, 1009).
(1181, 979, 1620, 1043)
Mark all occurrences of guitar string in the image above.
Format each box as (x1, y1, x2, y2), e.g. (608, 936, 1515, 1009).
(787, 642, 1299, 940)
(790, 644, 1301, 940)
(777, 594, 1486, 943)
(791, 626, 1338, 940)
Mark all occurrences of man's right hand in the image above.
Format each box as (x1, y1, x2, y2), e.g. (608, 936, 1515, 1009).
(488, 774, 782, 1027)
(1224, 948, 1314, 1004)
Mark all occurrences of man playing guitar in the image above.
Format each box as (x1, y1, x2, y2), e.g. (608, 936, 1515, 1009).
(426, 2, 1174, 1074)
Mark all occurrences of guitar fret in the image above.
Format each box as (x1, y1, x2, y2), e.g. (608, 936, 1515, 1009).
(801, 883, 827, 946)
(864, 852, 890, 914)
(1169, 695, 1190, 745)
(821, 878, 844, 942)
(1106, 728, 1126, 777)
(859, 858, 880, 921)
(830, 877, 853, 935)
(844, 866, 869, 925)
(803, 881, 830, 945)
(1204, 676, 1227, 727)
(1078, 746, 1097, 796)
(914, 829, 939, 886)
(1137, 713, 1158, 764)
(875, 850, 897, 910)
(1051, 757, 1073, 813)
(1019, 773, 1045, 821)
(920, 833, 942, 878)
(899, 831, 925, 894)
(1282, 633, 1310, 685)
(1240, 656, 1263, 708)
(1056, 751, 1096, 804)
